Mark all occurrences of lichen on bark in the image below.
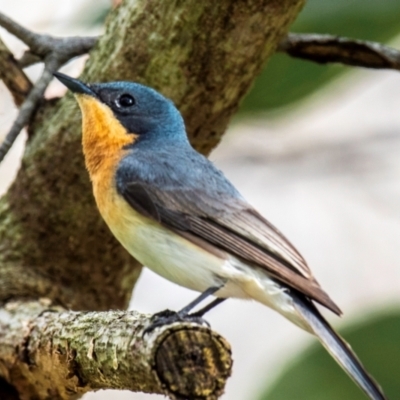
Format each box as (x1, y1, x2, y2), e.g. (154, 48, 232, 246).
(0, 300, 232, 399)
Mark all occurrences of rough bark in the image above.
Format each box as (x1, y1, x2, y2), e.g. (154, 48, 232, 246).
(0, 0, 305, 398)
(0, 300, 231, 399)
(0, 37, 32, 106)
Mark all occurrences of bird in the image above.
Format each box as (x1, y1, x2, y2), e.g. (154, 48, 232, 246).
(54, 71, 386, 400)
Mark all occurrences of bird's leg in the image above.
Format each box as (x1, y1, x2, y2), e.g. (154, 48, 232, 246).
(190, 298, 226, 317)
(143, 285, 224, 335)
(177, 286, 222, 317)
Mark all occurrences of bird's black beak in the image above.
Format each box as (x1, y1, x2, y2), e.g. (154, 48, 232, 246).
(54, 72, 96, 97)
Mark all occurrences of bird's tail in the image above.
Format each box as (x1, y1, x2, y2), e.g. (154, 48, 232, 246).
(292, 294, 387, 400)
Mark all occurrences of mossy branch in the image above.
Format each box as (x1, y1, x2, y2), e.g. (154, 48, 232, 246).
(0, 300, 231, 399)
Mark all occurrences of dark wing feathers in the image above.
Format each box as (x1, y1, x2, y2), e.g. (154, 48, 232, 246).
(124, 183, 160, 221)
(116, 148, 341, 315)
(221, 208, 312, 278)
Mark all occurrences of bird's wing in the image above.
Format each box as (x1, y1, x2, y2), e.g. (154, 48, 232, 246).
(116, 150, 341, 315)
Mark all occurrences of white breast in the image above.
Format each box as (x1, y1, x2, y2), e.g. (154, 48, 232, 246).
(101, 193, 226, 292)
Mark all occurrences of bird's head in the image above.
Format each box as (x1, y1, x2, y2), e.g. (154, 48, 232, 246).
(54, 73, 188, 177)
(54, 72, 187, 147)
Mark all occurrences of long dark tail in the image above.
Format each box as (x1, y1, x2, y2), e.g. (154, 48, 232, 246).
(292, 294, 387, 400)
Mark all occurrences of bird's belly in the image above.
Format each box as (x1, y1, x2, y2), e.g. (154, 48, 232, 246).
(99, 193, 303, 326)
(101, 194, 227, 292)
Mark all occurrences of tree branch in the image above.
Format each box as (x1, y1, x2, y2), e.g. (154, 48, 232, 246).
(278, 33, 400, 70)
(0, 12, 97, 163)
(0, 37, 32, 106)
(18, 50, 42, 68)
(0, 56, 58, 162)
(0, 12, 97, 59)
(0, 300, 231, 399)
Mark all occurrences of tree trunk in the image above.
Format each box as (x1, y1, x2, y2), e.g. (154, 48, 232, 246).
(0, 0, 305, 398)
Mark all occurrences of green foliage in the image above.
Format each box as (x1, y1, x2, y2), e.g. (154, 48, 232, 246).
(240, 0, 400, 114)
(259, 310, 400, 400)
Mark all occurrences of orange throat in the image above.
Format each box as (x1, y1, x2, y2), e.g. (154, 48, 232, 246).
(76, 95, 137, 179)
(76, 95, 138, 213)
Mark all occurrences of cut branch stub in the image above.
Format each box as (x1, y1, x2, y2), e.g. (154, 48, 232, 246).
(154, 326, 232, 399)
(0, 300, 232, 399)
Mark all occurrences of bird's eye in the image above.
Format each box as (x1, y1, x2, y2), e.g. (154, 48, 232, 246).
(116, 94, 135, 108)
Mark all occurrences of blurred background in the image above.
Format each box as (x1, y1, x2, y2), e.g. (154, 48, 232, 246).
(0, 0, 400, 399)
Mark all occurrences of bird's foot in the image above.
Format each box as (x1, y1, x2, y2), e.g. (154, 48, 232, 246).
(143, 309, 210, 335)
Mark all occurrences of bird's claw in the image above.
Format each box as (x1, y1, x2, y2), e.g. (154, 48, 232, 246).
(143, 309, 210, 336)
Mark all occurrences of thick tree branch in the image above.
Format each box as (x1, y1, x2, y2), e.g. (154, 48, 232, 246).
(0, 300, 231, 399)
(278, 33, 400, 70)
(0, 37, 32, 106)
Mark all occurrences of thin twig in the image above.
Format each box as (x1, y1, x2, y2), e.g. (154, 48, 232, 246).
(0, 56, 59, 162)
(0, 12, 97, 57)
(0, 12, 47, 54)
(278, 33, 400, 70)
(0, 37, 32, 105)
(0, 12, 98, 163)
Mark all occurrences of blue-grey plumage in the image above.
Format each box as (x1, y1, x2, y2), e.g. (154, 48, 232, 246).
(54, 72, 386, 400)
